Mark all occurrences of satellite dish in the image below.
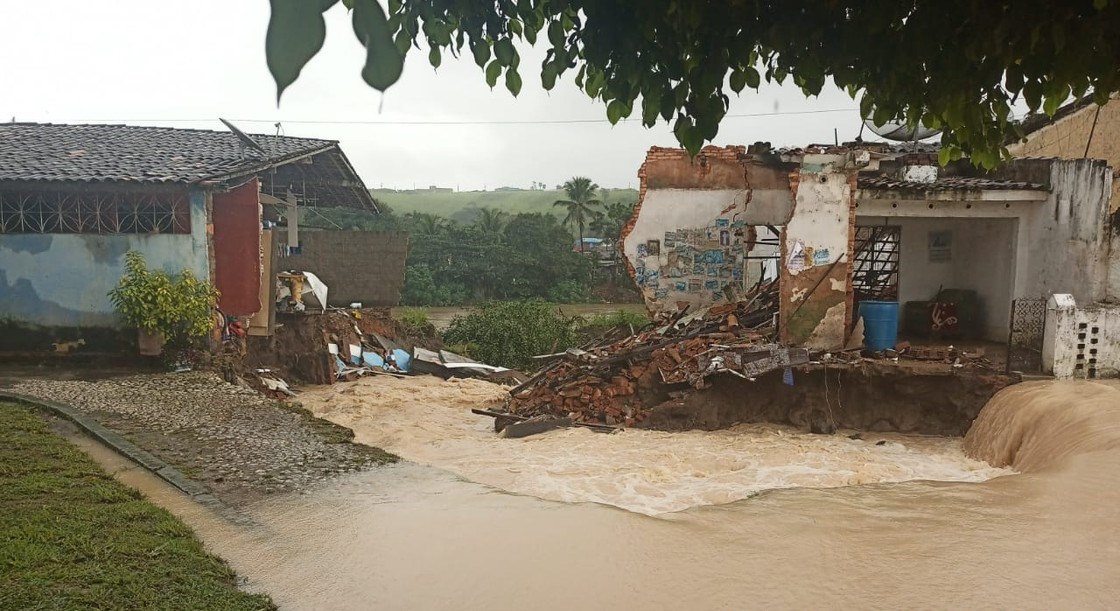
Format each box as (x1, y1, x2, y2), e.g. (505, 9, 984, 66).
(220, 118, 266, 154)
(863, 118, 942, 141)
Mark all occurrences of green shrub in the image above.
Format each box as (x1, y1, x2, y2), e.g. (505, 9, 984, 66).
(401, 265, 470, 306)
(547, 279, 590, 304)
(396, 307, 436, 337)
(442, 300, 577, 371)
(108, 251, 217, 346)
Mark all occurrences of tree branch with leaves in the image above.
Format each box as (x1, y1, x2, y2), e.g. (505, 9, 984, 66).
(268, 0, 1120, 168)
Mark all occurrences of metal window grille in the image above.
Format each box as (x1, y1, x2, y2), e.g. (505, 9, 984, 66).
(1006, 298, 1047, 373)
(0, 190, 190, 234)
(853, 225, 900, 301)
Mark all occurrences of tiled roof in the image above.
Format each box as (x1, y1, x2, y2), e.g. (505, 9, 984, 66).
(858, 176, 1047, 191)
(0, 123, 336, 185)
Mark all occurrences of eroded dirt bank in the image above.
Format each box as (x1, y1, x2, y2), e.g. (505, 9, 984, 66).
(647, 361, 1015, 436)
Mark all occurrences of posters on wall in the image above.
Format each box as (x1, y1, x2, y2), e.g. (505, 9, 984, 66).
(928, 230, 952, 262)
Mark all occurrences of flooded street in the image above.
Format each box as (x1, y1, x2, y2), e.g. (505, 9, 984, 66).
(86, 379, 1120, 609)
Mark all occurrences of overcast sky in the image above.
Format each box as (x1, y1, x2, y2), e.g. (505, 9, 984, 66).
(1, 1, 868, 191)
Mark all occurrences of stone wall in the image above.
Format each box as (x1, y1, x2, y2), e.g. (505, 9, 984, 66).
(277, 230, 409, 307)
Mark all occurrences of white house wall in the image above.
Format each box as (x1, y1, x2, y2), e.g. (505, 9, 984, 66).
(858, 217, 1015, 341)
(0, 188, 210, 330)
(780, 166, 856, 348)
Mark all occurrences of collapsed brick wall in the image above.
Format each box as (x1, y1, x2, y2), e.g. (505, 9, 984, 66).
(278, 230, 409, 307)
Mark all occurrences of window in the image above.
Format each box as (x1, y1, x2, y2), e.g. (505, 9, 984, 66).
(0, 190, 190, 234)
(853, 225, 900, 301)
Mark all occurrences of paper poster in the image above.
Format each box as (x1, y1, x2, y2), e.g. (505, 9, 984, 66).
(929, 230, 952, 262)
(813, 248, 831, 266)
(787, 240, 806, 273)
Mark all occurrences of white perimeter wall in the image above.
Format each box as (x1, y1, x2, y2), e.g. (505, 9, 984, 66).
(1044, 294, 1120, 378)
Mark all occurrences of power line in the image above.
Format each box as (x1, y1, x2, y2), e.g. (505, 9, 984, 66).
(62, 107, 856, 127)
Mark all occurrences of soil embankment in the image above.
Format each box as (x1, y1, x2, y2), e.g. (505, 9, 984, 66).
(647, 360, 1015, 436)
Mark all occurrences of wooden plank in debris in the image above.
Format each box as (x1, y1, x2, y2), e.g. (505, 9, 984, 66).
(498, 417, 572, 438)
(740, 348, 810, 378)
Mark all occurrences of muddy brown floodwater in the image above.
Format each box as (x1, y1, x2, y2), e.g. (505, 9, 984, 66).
(85, 379, 1120, 609)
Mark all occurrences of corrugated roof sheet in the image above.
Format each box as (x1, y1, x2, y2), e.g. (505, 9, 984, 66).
(0, 123, 336, 185)
(858, 176, 1047, 191)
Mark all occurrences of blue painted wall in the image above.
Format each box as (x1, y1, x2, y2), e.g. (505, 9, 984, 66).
(0, 189, 210, 327)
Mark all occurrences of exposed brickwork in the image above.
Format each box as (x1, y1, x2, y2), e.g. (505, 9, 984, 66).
(278, 230, 409, 307)
(1010, 96, 1120, 212)
(620, 146, 759, 309)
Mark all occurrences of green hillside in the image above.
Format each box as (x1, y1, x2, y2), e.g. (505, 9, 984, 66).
(372, 188, 639, 224)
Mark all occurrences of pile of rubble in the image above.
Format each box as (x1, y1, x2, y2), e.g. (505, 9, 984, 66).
(505, 280, 808, 426)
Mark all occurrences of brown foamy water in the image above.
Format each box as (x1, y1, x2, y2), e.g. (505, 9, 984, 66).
(296, 376, 1012, 515)
(77, 379, 1120, 609)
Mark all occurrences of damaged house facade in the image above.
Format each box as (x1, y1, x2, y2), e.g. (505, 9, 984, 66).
(622, 142, 1117, 378)
(0, 122, 406, 350)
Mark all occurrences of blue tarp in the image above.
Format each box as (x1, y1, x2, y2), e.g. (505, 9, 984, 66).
(359, 349, 411, 373)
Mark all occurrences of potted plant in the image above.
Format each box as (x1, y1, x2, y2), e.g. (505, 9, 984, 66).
(108, 251, 218, 356)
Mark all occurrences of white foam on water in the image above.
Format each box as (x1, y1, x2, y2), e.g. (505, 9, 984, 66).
(299, 376, 1013, 515)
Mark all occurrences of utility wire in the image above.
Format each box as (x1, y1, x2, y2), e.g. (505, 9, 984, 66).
(63, 107, 856, 127)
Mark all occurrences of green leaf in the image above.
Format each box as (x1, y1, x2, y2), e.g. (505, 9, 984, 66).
(674, 118, 703, 157)
(524, 26, 537, 45)
(729, 70, 747, 94)
(743, 66, 760, 89)
(485, 60, 502, 88)
(1023, 80, 1043, 110)
(509, 19, 523, 37)
(938, 146, 952, 166)
(548, 21, 565, 47)
(542, 61, 559, 90)
(352, 0, 404, 92)
(1043, 94, 1061, 116)
(1095, 0, 1109, 9)
(471, 40, 490, 68)
(495, 38, 515, 66)
(267, 0, 338, 101)
(606, 99, 624, 124)
(428, 45, 441, 69)
(505, 69, 523, 96)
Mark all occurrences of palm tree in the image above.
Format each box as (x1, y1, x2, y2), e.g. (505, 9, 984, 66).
(407, 212, 447, 237)
(553, 176, 603, 252)
(473, 207, 507, 236)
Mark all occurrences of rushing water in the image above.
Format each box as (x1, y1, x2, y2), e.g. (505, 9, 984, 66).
(79, 379, 1120, 609)
(297, 376, 1010, 515)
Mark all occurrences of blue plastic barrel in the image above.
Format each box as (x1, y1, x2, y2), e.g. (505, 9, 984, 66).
(859, 300, 900, 351)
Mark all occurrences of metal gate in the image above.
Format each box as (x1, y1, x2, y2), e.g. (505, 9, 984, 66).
(1006, 298, 1047, 373)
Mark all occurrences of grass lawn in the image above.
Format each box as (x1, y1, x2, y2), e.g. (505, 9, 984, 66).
(0, 402, 274, 610)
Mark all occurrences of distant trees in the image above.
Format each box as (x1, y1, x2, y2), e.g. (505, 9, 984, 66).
(472, 207, 507, 236)
(590, 201, 636, 243)
(400, 211, 594, 306)
(553, 177, 603, 252)
(406, 212, 447, 237)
